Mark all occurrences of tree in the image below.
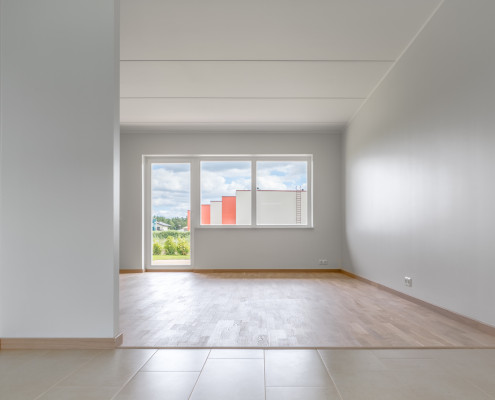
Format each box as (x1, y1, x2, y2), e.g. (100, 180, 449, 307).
(154, 216, 187, 231)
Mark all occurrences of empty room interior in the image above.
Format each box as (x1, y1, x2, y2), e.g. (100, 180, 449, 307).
(1, 0, 495, 399)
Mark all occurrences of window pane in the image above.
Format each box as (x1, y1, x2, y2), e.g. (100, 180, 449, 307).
(151, 163, 191, 265)
(201, 161, 251, 225)
(256, 161, 308, 225)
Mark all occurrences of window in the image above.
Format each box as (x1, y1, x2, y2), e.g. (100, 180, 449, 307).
(198, 156, 312, 228)
(150, 162, 191, 266)
(144, 155, 311, 268)
(200, 161, 251, 225)
(256, 161, 308, 225)
(145, 155, 312, 255)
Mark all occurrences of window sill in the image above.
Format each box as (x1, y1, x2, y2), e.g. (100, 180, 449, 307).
(195, 225, 314, 229)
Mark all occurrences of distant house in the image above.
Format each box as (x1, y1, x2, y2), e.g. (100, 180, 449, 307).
(199, 189, 307, 226)
(156, 221, 171, 231)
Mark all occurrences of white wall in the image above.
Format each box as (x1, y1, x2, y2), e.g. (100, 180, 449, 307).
(0, 0, 119, 337)
(120, 127, 343, 269)
(345, 0, 495, 326)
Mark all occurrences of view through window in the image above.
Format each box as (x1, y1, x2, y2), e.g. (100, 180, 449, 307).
(200, 161, 251, 225)
(256, 161, 308, 225)
(151, 163, 191, 265)
(199, 158, 310, 227)
(146, 156, 312, 268)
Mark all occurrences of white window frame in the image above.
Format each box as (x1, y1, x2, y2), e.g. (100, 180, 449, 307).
(143, 154, 313, 267)
(143, 156, 197, 270)
(197, 155, 313, 229)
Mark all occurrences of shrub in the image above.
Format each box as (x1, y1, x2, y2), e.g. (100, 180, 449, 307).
(164, 236, 177, 255)
(177, 237, 190, 255)
(152, 241, 162, 255)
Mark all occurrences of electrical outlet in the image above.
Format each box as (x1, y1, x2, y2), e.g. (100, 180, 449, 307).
(318, 259, 329, 265)
(404, 276, 412, 287)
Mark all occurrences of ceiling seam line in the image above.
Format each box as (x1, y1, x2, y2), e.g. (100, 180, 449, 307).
(119, 59, 396, 63)
(346, 0, 447, 126)
(120, 97, 367, 100)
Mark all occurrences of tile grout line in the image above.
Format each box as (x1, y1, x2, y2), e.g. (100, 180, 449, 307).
(187, 348, 212, 400)
(109, 349, 158, 400)
(32, 350, 104, 400)
(317, 349, 345, 400)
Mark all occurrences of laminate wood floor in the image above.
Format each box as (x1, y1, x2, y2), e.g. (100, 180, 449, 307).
(119, 271, 495, 348)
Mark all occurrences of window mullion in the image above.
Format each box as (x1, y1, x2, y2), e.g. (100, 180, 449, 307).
(251, 159, 256, 226)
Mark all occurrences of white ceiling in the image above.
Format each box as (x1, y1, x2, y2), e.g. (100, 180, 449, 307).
(120, 0, 442, 125)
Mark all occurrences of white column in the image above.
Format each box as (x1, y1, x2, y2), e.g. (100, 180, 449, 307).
(0, 0, 119, 338)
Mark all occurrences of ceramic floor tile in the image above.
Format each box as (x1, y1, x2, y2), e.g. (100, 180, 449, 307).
(189, 358, 264, 400)
(266, 386, 341, 400)
(437, 349, 495, 367)
(0, 383, 51, 400)
(379, 357, 443, 371)
(37, 386, 120, 400)
(0, 349, 102, 396)
(372, 349, 441, 359)
(141, 349, 210, 371)
(330, 370, 416, 400)
(114, 371, 199, 400)
(58, 349, 156, 387)
(318, 349, 387, 373)
(265, 350, 333, 387)
(209, 349, 264, 359)
(0, 350, 49, 375)
(0, 350, 100, 400)
(391, 367, 495, 400)
(464, 373, 495, 397)
(2, 349, 494, 400)
(434, 350, 495, 397)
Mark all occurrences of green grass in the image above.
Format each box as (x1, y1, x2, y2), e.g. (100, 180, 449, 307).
(152, 254, 190, 261)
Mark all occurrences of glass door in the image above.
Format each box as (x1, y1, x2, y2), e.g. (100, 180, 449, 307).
(149, 162, 191, 268)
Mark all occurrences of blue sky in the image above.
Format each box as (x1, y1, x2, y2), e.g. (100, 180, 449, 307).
(152, 161, 307, 218)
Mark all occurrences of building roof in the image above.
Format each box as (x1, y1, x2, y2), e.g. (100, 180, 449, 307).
(156, 221, 171, 226)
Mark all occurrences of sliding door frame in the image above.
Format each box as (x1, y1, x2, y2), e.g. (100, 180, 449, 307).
(143, 156, 198, 270)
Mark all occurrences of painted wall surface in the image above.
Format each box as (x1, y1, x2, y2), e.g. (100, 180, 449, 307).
(0, 0, 119, 337)
(345, 0, 495, 326)
(120, 128, 342, 269)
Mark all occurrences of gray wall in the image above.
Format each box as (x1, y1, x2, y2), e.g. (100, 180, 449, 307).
(120, 127, 343, 270)
(345, 0, 495, 326)
(0, 0, 119, 337)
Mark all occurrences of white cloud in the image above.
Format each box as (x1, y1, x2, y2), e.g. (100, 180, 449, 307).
(201, 171, 251, 203)
(200, 162, 251, 204)
(151, 165, 190, 217)
(257, 161, 307, 190)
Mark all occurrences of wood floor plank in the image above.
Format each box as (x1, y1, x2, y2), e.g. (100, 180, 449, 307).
(119, 272, 495, 348)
